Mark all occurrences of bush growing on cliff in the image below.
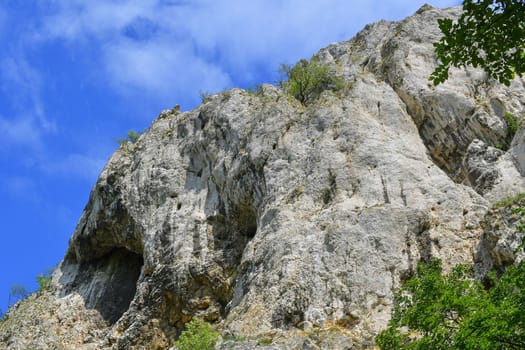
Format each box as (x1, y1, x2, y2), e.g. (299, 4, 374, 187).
(504, 112, 520, 144)
(117, 130, 142, 146)
(199, 90, 213, 103)
(279, 57, 345, 105)
(173, 317, 219, 350)
(36, 268, 53, 292)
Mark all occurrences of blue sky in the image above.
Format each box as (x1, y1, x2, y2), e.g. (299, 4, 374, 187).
(0, 0, 461, 313)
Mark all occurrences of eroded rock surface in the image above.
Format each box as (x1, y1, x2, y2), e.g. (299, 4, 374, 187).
(475, 194, 525, 280)
(1, 4, 524, 350)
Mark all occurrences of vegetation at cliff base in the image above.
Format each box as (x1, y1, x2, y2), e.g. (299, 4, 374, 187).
(376, 259, 525, 349)
(377, 195, 525, 349)
(431, 0, 524, 86)
(279, 57, 345, 105)
(173, 317, 219, 350)
(3, 267, 54, 319)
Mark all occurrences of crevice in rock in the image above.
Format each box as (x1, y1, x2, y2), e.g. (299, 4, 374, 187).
(407, 210, 433, 268)
(474, 198, 525, 282)
(321, 169, 337, 205)
(460, 139, 503, 194)
(208, 195, 258, 268)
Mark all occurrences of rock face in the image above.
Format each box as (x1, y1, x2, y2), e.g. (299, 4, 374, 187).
(1, 4, 524, 350)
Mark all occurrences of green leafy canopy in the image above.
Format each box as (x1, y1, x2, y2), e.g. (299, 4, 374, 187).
(377, 195, 525, 349)
(377, 260, 525, 349)
(173, 318, 219, 350)
(279, 57, 345, 105)
(431, 0, 525, 86)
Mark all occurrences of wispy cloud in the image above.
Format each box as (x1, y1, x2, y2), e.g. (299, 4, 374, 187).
(0, 0, 463, 178)
(1, 176, 42, 205)
(0, 56, 55, 127)
(35, 0, 462, 107)
(40, 153, 107, 182)
(38, 1, 155, 42)
(103, 38, 231, 102)
(0, 55, 57, 151)
(0, 115, 45, 151)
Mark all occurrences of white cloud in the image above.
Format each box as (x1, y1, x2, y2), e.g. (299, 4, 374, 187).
(39, 1, 157, 42)
(0, 0, 464, 154)
(1, 176, 42, 204)
(1, 58, 42, 111)
(103, 38, 231, 101)
(41, 153, 107, 182)
(0, 56, 57, 151)
(35, 0, 462, 108)
(0, 115, 44, 151)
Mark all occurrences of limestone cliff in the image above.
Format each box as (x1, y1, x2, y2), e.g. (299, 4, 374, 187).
(1, 5, 524, 350)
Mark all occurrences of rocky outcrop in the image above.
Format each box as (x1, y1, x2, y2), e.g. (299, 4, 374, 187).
(475, 194, 525, 280)
(1, 4, 524, 350)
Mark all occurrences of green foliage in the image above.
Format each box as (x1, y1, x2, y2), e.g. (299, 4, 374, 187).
(257, 337, 273, 346)
(504, 112, 519, 138)
(376, 259, 525, 349)
(493, 192, 525, 208)
(199, 90, 212, 103)
(36, 269, 53, 292)
(378, 194, 525, 348)
(173, 318, 219, 350)
(431, 0, 525, 86)
(117, 138, 128, 146)
(117, 130, 142, 146)
(496, 112, 520, 150)
(512, 197, 525, 236)
(279, 57, 345, 105)
(127, 130, 141, 143)
(8, 283, 29, 307)
(246, 83, 263, 95)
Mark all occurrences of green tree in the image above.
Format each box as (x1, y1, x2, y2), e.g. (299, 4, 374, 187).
(378, 195, 525, 349)
(431, 0, 525, 86)
(36, 268, 53, 292)
(279, 57, 345, 105)
(8, 283, 29, 307)
(173, 317, 219, 350)
(376, 259, 525, 349)
(117, 130, 142, 146)
(199, 90, 212, 103)
(126, 130, 141, 143)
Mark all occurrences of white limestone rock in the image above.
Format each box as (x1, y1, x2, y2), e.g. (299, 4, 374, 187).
(2, 4, 524, 350)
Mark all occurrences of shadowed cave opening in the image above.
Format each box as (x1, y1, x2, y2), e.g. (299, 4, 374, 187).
(61, 247, 144, 324)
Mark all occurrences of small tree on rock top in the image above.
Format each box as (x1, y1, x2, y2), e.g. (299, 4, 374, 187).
(279, 57, 345, 105)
